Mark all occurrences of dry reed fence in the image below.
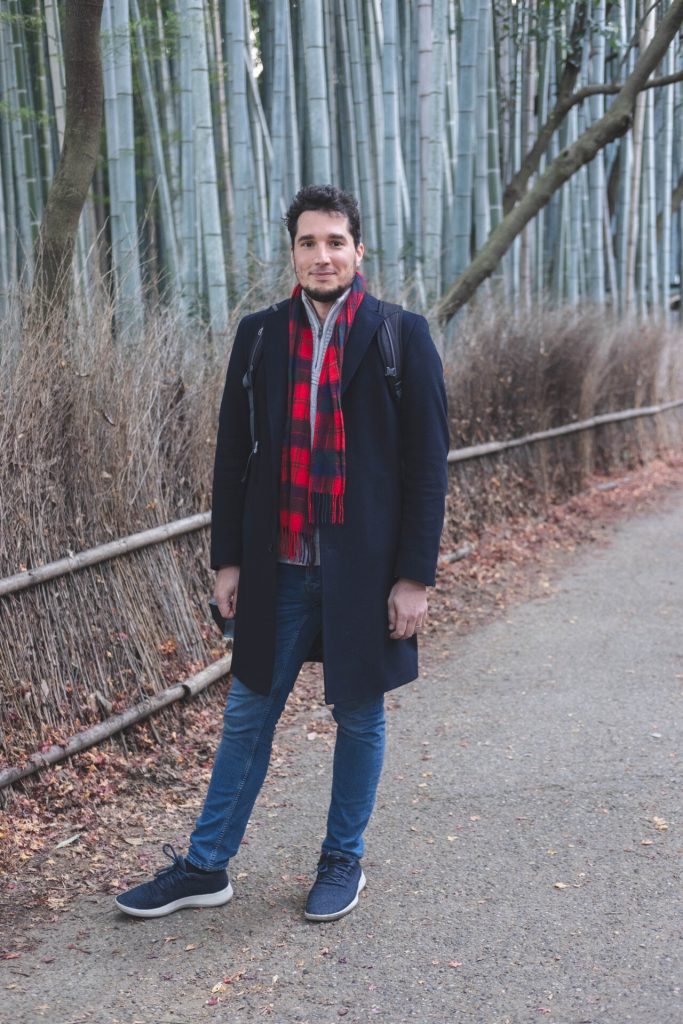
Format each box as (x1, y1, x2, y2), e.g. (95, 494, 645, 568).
(1, 297, 682, 772)
(443, 303, 683, 542)
(0, 304, 223, 771)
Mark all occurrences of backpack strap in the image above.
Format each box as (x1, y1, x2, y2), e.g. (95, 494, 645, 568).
(242, 303, 281, 452)
(376, 300, 404, 404)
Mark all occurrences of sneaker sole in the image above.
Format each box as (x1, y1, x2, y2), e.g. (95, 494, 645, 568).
(304, 871, 366, 922)
(115, 882, 233, 919)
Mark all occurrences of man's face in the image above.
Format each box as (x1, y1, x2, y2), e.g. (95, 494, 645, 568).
(290, 210, 364, 309)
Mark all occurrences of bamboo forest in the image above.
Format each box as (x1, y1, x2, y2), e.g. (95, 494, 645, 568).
(0, 0, 682, 335)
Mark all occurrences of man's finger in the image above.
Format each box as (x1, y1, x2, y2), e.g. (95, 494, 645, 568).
(390, 614, 409, 639)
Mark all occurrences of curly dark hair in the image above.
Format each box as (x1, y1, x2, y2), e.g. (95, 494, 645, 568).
(284, 185, 362, 247)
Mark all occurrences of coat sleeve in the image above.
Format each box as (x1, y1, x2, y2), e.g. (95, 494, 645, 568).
(210, 314, 259, 570)
(392, 313, 449, 586)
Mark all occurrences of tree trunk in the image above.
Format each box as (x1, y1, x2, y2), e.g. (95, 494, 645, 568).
(31, 0, 104, 324)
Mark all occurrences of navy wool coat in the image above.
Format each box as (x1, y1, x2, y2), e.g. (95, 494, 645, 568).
(210, 292, 449, 704)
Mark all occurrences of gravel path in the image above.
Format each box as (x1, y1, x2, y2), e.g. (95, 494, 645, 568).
(2, 491, 682, 1024)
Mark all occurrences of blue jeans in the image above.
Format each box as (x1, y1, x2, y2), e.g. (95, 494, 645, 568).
(187, 564, 385, 870)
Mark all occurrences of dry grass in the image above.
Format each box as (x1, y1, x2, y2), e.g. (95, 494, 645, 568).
(0, 302, 224, 767)
(442, 301, 683, 539)
(1, 295, 682, 769)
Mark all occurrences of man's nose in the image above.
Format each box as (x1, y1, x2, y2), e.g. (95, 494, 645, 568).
(314, 246, 332, 263)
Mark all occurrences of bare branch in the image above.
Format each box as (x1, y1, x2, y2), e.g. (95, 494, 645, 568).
(438, 0, 683, 326)
(503, 0, 589, 214)
(504, 63, 683, 216)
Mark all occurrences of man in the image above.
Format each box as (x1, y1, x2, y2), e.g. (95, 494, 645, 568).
(116, 185, 449, 922)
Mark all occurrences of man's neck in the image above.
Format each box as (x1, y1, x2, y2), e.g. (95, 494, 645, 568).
(310, 298, 331, 324)
(302, 288, 351, 330)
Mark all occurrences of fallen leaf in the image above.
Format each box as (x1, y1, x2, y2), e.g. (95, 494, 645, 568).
(54, 833, 82, 850)
(553, 882, 569, 889)
(448, 960, 462, 968)
(652, 817, 669, 831)
(185, 943, 198, 951)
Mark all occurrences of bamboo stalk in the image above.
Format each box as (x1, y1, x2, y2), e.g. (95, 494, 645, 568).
(130, 0, 181, 300)
(267, 0, 288, 262)
(381, 0, 403, 295)
(188, 0, 228, 332)
(226, 0, 251, 293)
(301, 0, 331, 183)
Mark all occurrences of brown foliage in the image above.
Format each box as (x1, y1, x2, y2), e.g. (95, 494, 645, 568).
(442, 302, 683, 540)
(0, 305, 224, 768)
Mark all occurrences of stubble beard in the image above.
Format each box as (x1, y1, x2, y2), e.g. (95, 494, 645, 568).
(302, 281, 349, 304)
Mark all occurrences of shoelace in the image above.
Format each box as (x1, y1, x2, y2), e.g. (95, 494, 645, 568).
(153, 843, 185, 883)
(316, 856, 357, 886)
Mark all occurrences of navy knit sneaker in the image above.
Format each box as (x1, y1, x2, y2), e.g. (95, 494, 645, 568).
(304, 852, 366, 922)
(115, 844, 233, 919)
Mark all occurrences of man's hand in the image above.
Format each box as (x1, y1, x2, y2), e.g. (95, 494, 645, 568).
(215, 565, 240, 620)
(387, 578, 428, 640)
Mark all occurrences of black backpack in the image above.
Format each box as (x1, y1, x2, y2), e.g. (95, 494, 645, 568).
(242, 300, 404, 452)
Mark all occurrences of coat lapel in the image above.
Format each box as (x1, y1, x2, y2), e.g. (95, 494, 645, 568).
(342, 293, 384, 395)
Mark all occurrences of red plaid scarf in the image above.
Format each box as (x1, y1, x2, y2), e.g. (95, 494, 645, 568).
(278, 274, 366, 563)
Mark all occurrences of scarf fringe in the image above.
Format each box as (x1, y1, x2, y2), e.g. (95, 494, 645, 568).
(308, 490, 345, 525)
(279, 528, 316, 565)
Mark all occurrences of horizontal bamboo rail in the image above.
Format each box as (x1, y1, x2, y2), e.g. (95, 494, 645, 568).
(0, 512, 210, 598)
(447, 397, 683, 462)
(1, 394, 682, 791)
(0, 654, 232, 790)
